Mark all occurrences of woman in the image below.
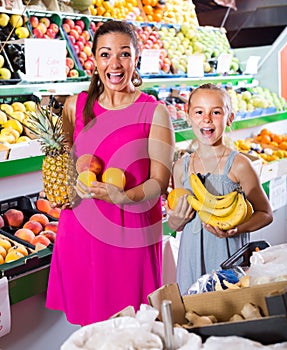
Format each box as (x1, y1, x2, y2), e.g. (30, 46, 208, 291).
(166, 84, 273, 295)
(46, 20, 175, 326)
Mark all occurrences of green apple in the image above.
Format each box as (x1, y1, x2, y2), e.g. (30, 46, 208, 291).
(0, 67, 12, 80)
(0, 13, 9, 27)
(0, 54, 4, 69)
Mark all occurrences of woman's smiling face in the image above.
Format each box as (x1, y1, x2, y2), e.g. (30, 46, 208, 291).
(95, 32, 138, 92)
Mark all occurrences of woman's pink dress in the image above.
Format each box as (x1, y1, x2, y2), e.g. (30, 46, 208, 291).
(46, 91, 163, 326)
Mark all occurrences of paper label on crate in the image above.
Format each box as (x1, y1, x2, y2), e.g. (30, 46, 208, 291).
(0, 277, 11, 338)
(245, 56, 261, 75)
(25, 39, 66, 82)
(269, 175, 287, 211)
(187, 54, 204, 77)
(140, 49, 160, 74)
(217, 53, 232, 74)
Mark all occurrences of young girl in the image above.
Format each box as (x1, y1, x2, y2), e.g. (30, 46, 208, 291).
(167, 83, 273, 295)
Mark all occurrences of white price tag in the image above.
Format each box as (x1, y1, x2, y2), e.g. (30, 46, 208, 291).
(0, 277, 11, 338)
(217, 53, 232, 74)
(269, 175, 287, 211)
(25, 39, 66, 82)
(140, 49, 160, 74)
(245, 56, 261, 75)
(187, 54, 204, 77)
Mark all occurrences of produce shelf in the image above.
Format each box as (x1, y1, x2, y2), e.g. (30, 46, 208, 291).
(0, 156, 44, 178)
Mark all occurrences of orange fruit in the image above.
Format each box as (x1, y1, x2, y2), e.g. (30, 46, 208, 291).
(143, 4, 153, 15)
(273, 134, 283, 144)
(261, 134, 271, 144)
(260, 128, 270, 136)
(167, 188, 191, 210)
(279, 141, 287, 150)
(102, 167, 126, 190)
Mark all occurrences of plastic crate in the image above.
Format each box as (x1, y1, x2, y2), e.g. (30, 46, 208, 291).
(0, 46, 21, 85)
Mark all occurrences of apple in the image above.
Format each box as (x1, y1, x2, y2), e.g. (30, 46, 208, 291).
(78, 57, 85, 67)
(66, 57, 74, 69)
(64, 19, 75, 29)
(85, 69, 92, 76)
(69, 29, 80, 40)
(77, 36, 86, 44)
(30, 15, 39, 28)
(76, 40, 85, 51)
(40, 17, 50, 28)
(32, 27, 44, 38)
(79, 51, 88, 61)
(75, 19, 85, 30)
(74, 25, 83, 35)
(84, 60, 95, 71)
(68, 69, 79, 77)
(46, 28, 56, 39)
(82, 30, 91, 41)
(68, 35, 76, 44)
(62, 23, 70, 33)
(73, 44, 80, 55)
(83, 45, 92, 57)
(90, 21, 97, 33)
(37, 22, 47, 34)
(66, 65, 70, 75)
(49, 23, 59, 34)
(85, 41, 93, 48)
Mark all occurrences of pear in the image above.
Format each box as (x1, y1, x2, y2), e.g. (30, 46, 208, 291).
(0, 13, 9, 27)
(0, 54, 4, 69)
(0, 67, 11, 80)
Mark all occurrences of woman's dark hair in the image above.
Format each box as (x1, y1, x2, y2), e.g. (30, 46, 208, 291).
(83, 20, 140, 125)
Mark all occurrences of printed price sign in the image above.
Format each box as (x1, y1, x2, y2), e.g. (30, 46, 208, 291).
(245, 56, 261, 75)
(140, 49, 160, 74)
(187, 54, 204, 77)
(25, 39, 66, 82)
(269, 175, 287, 211)
(217, 53, 232, 74)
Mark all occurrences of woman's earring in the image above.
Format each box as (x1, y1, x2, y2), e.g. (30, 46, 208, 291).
(132, 69, 142, 87)
(94, 66, 98, 75)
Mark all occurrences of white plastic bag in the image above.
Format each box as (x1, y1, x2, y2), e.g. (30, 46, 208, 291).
(248, 244, 287, 285)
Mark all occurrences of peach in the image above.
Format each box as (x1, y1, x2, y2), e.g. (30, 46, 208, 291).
(47, 207, 61, 219)
(76, 154, 102, 175)
(29, 213, 49, 227)
(31, 235, 51, 247)
(3, 209, 24, 228)
(0, 215, 4, 229)
(14, 228, 35, 244)
(23, 220, 43, 235)
(35, 198, 51, 213)
(8, 244, 29, 257)
(40, 230, 56, 243)
(44, 221, 58, 234)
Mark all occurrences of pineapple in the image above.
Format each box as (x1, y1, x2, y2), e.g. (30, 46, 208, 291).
(23, 104, 76, 207)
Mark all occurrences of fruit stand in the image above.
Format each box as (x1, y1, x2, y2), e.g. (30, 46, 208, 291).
(0, 1, 287, 348)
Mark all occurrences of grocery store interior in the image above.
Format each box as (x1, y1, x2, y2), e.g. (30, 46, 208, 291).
(0, 0, 287, 349)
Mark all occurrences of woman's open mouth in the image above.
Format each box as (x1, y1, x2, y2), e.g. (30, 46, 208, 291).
(107, 72, 124, 83)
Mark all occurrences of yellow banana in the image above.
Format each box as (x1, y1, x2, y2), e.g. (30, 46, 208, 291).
(187, 193, 239, 217)
(198, 192, 248, 230)
(241, 198, 254, 223)
(190, 173, 238, 209)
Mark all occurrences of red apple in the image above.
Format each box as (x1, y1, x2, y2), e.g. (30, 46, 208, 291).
(46, 28, 56, 39)
(85, 69, 92, 76)
(40, 17, 50, 28)
(37, 22, 47, 34)
(66, 66, 70, 75)
(77, 36, 86, 44)
(84, 60, 95, 71)
(85, 41, 93, 48)
(49, 23, 59, 34)
(68, 69, 79, 77)
(75, 19, 85, 30)
(78, 57, 85, 67)
(33, 27, 44, 38)
(90, 21, 97, 33)
(76, 40, 85, 51)
(64, 19, 75, 29)
(30, 16, 39, 28)
(66, 57, 74, 69)
(68, 34, 76, 44)
(62, 22, 70, 33)
(73, 44, 80, 55)
(74, 25, 83, 35)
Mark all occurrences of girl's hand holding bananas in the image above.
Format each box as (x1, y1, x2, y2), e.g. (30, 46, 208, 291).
(166, 194, 195, 231)
(203, 223, 239, 239)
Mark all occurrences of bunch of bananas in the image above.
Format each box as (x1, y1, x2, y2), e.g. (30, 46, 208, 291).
(187, 173, 253, 230)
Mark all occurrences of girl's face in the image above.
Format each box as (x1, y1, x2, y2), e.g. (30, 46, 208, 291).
(95, 32, 138, 92)
(187, 89, 233, 147)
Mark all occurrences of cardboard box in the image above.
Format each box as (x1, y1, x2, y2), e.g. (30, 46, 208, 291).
(241, 152, 263, 177)
(148, 281, 287, 345)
